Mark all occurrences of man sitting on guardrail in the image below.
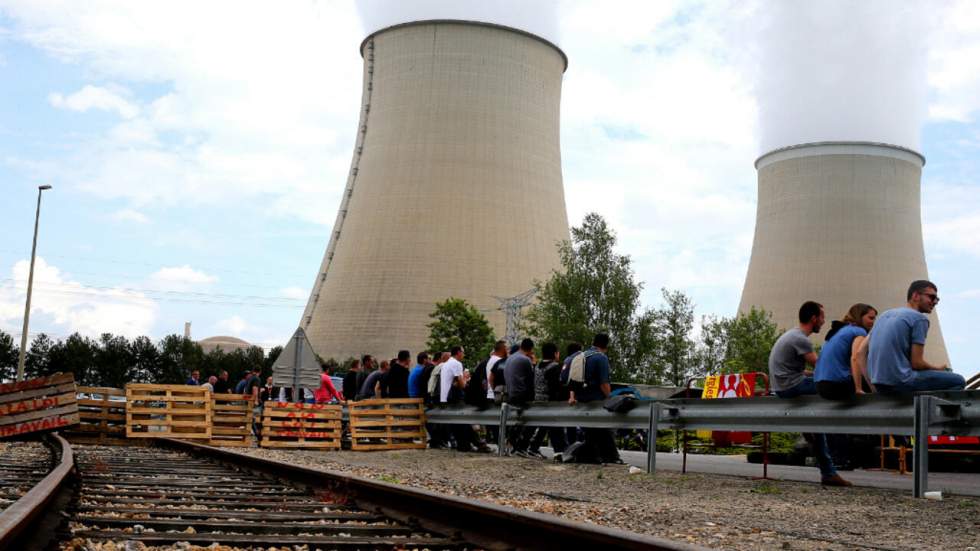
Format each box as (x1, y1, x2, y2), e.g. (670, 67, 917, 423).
(565, 333, 622, 464)
(859, 280, 965, 395)
(769, 301, 851, 487)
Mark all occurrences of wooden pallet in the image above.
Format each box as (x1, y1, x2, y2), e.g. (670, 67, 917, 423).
(64, 386, 129, 445)
(260, 402, 341, 449)
(349, 398, 427, 451)
(0, 372, 80, 439)
(125, 384, 211, 439)
(209, 393, 255, 447)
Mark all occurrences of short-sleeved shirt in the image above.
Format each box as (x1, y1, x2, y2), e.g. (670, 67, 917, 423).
(768, 328, 814, 392)
(504, 352, 535, 403)
(867, 307, 929, 386)
(439, 358, 464, 403)
(244, 374, 262, 396)
(578, 347, 610, 403)
(407, 365, 425, 398)
(814, 325, 867, 383)
(486, 355, 504, 399)
(358, 370, 384, 399)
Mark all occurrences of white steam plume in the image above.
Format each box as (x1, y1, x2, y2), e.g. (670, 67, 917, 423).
(756, 0, 933, 154)
(355, 0, 560, 46)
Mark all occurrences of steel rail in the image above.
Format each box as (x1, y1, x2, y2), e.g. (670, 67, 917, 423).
(0, 434, 73, 549)
(424, 390, 980, 497)
(156, 437, 702, 551)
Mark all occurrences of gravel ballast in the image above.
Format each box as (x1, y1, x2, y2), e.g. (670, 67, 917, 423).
(237, 447, 980, 550)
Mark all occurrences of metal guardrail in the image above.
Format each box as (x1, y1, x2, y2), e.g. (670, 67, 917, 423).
(424, 390, 980, 498)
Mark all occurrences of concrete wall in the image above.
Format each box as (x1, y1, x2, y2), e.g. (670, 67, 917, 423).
(739, 142, 949, 366)
(302, 21, 570, 361)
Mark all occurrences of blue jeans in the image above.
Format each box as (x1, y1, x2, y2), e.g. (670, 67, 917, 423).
(775, 377, 837, 478)
(876, 370, 966, 395)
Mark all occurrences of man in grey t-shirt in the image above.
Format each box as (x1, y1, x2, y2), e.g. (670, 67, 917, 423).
(768, 301, 849, 487)
(859, 280, 965, 394)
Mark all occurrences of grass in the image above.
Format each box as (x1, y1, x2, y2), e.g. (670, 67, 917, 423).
(377, 473, 401, 484)
(751, 481, 780, 494)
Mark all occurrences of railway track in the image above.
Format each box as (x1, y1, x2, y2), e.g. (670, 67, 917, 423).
(0, 437, 697, 550)
(0, 441, 53, 514)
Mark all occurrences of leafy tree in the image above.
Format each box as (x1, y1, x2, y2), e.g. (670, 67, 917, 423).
(25, 333, 54, 379)
(130, 336, 160, 383)
(0, 330, 18, 382)
(427, 297, 496, 369)
(94, 333, 133, 388)
(264, 345, 284, 372)
(691, 307, 780, 377)
(691, 314, 728, 377)
(524, 212, 660, 383)
(54, 333, 98, 385)
(157, 335, 204, 384)
(656, 288, 695, 386)
(724, 307, 780, 374)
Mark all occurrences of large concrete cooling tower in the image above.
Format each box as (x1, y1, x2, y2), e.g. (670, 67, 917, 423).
(301, 20, 570, 361)
(738, 141, 949, 365)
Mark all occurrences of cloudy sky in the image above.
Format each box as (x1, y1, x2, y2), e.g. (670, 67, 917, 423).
(1, 1, 978, 376)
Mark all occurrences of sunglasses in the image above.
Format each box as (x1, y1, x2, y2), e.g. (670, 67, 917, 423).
(921, 292, 940, 303)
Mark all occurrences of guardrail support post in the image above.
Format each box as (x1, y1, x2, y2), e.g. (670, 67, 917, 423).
(646, 402, 659, 474)
(913, 395, 932, 498)
(497, 403, 510, 457)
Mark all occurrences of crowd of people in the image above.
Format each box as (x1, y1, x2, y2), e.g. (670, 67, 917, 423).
(768, 279, 967, 486)
(181, 333, 622, 463)
(178, 279, 966, 471)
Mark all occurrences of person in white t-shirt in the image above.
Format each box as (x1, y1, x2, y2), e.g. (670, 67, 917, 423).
(485, 340, 508, 400)
(440, 346, 465, 403)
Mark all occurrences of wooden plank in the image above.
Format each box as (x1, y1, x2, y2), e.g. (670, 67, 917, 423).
(0, 381, 77, 406)
(77, 386, 126, 396)
(0, 372, 74, 394)
(0, 412, 80, 438)
(0, 390, 77, 420)
(348, 398, 426, 451)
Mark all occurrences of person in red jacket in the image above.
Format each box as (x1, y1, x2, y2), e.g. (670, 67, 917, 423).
(314, 364, 345, 404)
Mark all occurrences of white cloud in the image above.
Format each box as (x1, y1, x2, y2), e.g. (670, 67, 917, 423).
(48, 84, 139, 118)
(216, 315, 248, 335)
(0, 257, 157, 338)
(110, 208, 149, 224)
(148, 265, 218, 287)
(928, 0, 980, 122)
(279, 286, 307, 300)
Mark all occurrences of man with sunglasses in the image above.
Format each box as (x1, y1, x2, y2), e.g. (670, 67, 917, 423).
(862, 280, 965, 394)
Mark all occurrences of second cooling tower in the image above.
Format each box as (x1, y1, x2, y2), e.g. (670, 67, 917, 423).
(739, 142, 949, 365)
(302, 21, 570, 360)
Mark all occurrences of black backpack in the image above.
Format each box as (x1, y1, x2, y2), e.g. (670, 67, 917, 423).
(464, 358, 489, 407)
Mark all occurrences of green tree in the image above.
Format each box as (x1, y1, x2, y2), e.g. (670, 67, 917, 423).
(94, 333, 133, 388)
(264, 345, 284, 372)
(427, 297, 496, 369)
(157, 335, 204, 384)
(691, 314, 728, 377)
(723, 307, 780, 374)
(130, 336, 160, 383)
(656, 288, 695, 386)
(55, 333, 98, 385)
(25, 333, 54, 379)
(524, 212, 660, 383)
(0, 330, 18, 382)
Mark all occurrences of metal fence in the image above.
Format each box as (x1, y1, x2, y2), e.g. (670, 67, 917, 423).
(424, 390, 980, 498)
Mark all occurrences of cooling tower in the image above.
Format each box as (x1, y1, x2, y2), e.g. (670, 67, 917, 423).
(301, 20, 570, 361)
(738, 142, 949, 366)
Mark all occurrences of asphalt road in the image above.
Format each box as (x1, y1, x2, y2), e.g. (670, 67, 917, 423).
(541, 448, 980, 497)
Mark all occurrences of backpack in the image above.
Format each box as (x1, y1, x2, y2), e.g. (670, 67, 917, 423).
(465, 358, 489, 406)
(428, 363, 444, 399)
(568, 350, 597, 387)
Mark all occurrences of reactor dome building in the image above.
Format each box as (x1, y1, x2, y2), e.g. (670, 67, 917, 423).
(738, 141, 949, 366)
(301, 20, 570, 361)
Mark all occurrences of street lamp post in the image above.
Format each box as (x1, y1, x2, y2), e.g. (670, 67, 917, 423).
(16, 185, 52, 381)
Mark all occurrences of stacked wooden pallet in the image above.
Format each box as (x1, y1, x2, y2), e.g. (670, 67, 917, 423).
(209, 393, 254, 447)
(125, 384, 212, 440)
(349, 398, 427, 451)
(65, 386, 128, 445)
(0, 372, 79, 439)
(260, 402, 341, 449)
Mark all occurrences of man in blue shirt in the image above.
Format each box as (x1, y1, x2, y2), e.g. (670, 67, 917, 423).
(408, 352, 429, 398)
(861, 280, 965, 394)
(569, 333, 621, 464)
(185, 370, 200, 386)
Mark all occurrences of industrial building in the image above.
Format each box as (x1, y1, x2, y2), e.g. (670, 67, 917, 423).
(301, 21, 570, 361)
(739, 141, 949, 366)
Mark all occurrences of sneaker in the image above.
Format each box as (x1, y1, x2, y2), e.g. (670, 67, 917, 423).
(528, 449, 546, 459)
(513, 450, 532, 458)
(821, 474, 853, 487)
(553, 453, 563, 463)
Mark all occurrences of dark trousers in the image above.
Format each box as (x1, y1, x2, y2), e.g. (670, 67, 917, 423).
(529, 426, 568, 454)
(580, 427, 619, 463)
